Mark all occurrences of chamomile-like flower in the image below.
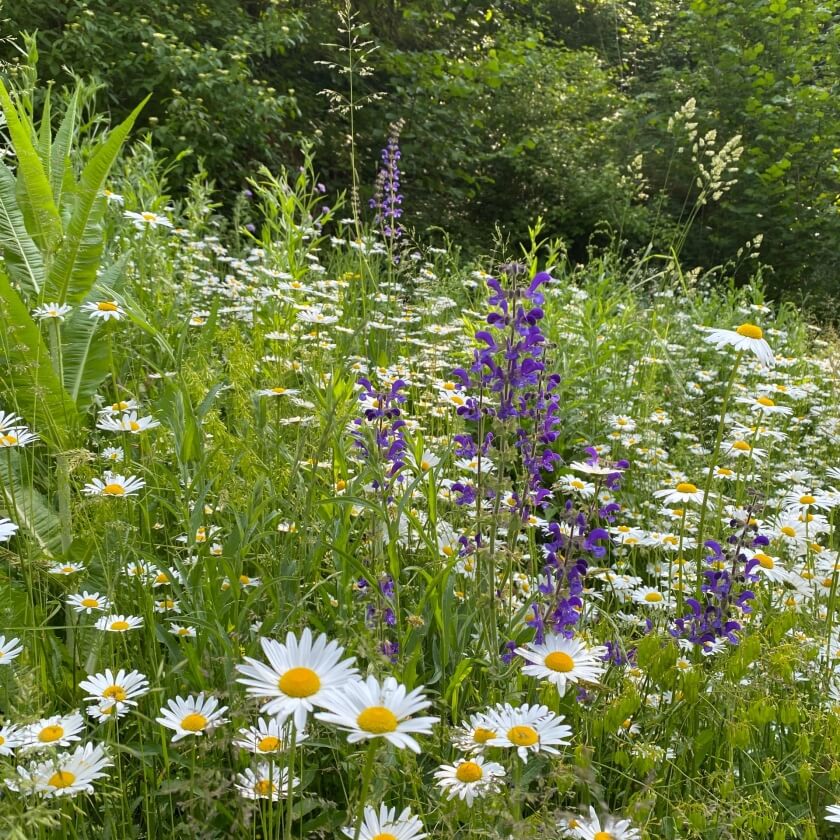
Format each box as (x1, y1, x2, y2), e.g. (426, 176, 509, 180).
(82, 473, 145, 497)
(236, 628, 358, 730)
(0, 517, 18, 541)
(653, 482, 706, 505)
(82, 300, 125, 321)
(826, 804, 840, 824)
(67, 591, 111, 615)
(487, 703, 572, 763)
(156, 693, 228, 742)
(0, 723, 24, 755)
(315, 675, 438, 753)
(703, 323, 774, 367)
(450, 710, 502, 754)
(0, 635, 23, 664)
(341, 804, 427, 840)
(0, 427, 39, 447)
(22, 713, 85, 751)
(234, 716, 308, 754)
(514, 634, 608, 696)
(78, 669, 149, 710)
(11, 743, 112, 798)
(234, 762, 298, 800)
(96, 412, 160, 434)
(564, 805, 641, 839)
(124, 210, 173, 230)
(94, 614, 144, 633)
(433, 755, 506, 806)
(32, 303, 73, 322)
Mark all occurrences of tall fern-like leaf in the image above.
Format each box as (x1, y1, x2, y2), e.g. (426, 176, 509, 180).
(0, 451, 63, 558)
(50, 88, 79, 215)
(0, 269, 79, 450)
(0, 81, 62, 255)
(47, 95, 149, 304)
(0, 162, 45, 298)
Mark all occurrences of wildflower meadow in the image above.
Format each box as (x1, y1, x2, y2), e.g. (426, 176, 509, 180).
(2, 31, 840, 840)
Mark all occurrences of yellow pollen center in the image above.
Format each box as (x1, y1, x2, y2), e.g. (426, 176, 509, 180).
(644, 592, 663, 602)
(257, 735, 281, 752)
(736, 323, 763, 339)
(594, 833, 614, 840)
(507, 725, 539, 747)
(676, 482, 697, 494)
(732, 440, 751, 451)
(278, 667, 321, 698)
(544, 651, 575, 672)
(97, 301, 118, 312)
(142, 212, 156, 221)
(442, 545, 455, 557)
(251, 779, 274, 796)
(781, 526, 797, 537)
(754, 553, 775, 569)
(180, 713, 208, 732)
(2, 434, 17, 445)
(672, 508, 685, 517)
(717, 468, 734, 476)
(799, 495, 816, 505)
(48, 770, 76, 789)
(103, 685, 127, 701)
(155, 573, 170, 584)
(177, 627, 191, 636)
(455, 761, 483, 782)
(112, 401, 129, 410)
(356, 706, 398, 734)
(129, 421, 141, 431)
(103, 483, 125, 496)
(756, 396, 775, 406)
(110, 620, 130, 631)
(39, 725, 64, 742)
(80, 597, 99, 608)
(372, 834, 398, 840)
(420, 460, 430, 471)
(473, 726, 496, 744)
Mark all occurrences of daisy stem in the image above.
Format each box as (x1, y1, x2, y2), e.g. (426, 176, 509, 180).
(353, 740, 378, 840)
(694, 349, 743, 603)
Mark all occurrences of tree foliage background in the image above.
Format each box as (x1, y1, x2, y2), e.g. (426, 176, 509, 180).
(4, 0, 840, 304)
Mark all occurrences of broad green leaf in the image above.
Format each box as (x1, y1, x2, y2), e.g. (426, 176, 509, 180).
(47, 95, 149, 304)
(0, 161, 45, 298)
(0, 80, 62, 255)
(0, 268, 79, 449)
(0, 451, 63, 557)
(50, 87, 79, 214)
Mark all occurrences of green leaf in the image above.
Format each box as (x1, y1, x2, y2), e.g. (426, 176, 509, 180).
(0, 268, 79, 449)
(0, 451, 63, 557)
(0, 161, 46, 298)
(47, 95, 149, 304)
(50, 87, 79, 214)
(0, 80, 62, 255)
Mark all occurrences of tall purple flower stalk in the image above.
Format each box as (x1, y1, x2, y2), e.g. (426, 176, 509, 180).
(370, 118, 405, 251)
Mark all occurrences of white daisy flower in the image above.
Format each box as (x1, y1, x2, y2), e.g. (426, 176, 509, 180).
(96, 412, 160, 434)
(0, 635, 23, 664)
(170, 624, 197, 638)
(156, 693, 228, 742)
(124, 210, 173, 230)
(78, 669, 149, 710)
(315, 675, 438, 753)
(745, 551, 790, 584)
(11, 743, 112, 798)
(101, 446, 125, 463)
(736, 394, 792, 415)
(450, 710, 502, 754)
(93, 614, 144, 633)
(234, 763, 298, 800)
(652, 482, 706, 505)
(22, 712, 85, 751)
(82, 301, 125, 321)
(433, 755, 506, 806)
(632, 587, 671, 609)
(0, 517, 18, 541)
(0, 427, 39, 447)
(0, 723, 24, 755)
(703, 322, 774, 367)
(565, 805, 641, 839)
(82, 473, 145, 497)
(826, 804, 840, 824)
(235, 628, 358, 730)
(66, 591, 111, 615)
(256, 386, 301, 397)
(341, 804, 426, 840)
(234, 717, 307, 754)
(487, 703, 572, 763)
(514, 634, 608, 696)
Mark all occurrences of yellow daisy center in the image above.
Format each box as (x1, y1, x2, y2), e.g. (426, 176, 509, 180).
(455, 761, 483, 782)
(103, 483, 125, 496)
(675, 482, 697, 494)
(717, 468, 734, 476)
(644, 592, 663, 603)
(732, 440, 751, 451)
(142, 212, 157, 221)
(672, 508, 685, 517)
(103, 685, 127, 701)
(594, 833, 614, 840)
(544, 651, 575, 673)
(442, 545, 456, 557)
(80, 597, 99, 608)
(47, 770, 76, 789)
(754, 553, 774, 569)
(781, 526, 797, 537)
(110, 620, 130, 631)
(155, 573, 170, 584)
(799, 495, 816, 505)
(756, 396, 775, 406)
(97, 301, 118, 312)
(2, 434, 17, 445)
(254, 779, 275, 796)
(257, 735, 281, 752)
(39, 725, 64, 743)
(278, 667, 321, 698)
(736, 323, 763, 339)
(472, 726, 496, 744)
(177, 627, 192, 636)
(507, 724, 539, 747)
(372, 834, 397, 840)
(129, 421, 141, 431)
(180, 713, 208, 732)
(420, 460, 431, 471)
(271, 387, 286, 394)
(356, 706, 398, 734)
